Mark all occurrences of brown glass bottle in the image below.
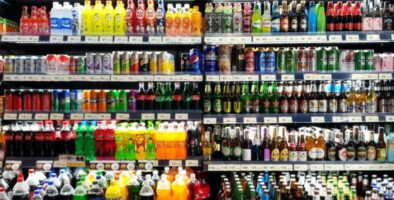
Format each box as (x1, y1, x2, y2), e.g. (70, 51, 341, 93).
(315, 130, 326, 161)
(261, 127, 271, 161)
(288, 132, 297, 161)
(356, 127, 367, 161)
(289, 82, 299, 113)
(223, 82, 232, 114)
(345, 129, 356, 161)
(306, 129, 316, 160)
(376, 127, 387, 161)
(296, 133, 307, 161)
(270, 127, 280, 161)
(279, 127, 289, 161)
(298, 81, 308, 113)
(326, 130, 337, 161)
(318, 81, 328, 113)
(367, 131, 376, 161)
(327, 81, 338, 113)
(308, 81, 318, 113)
(280, 1, 289, 32)
(280, 82, 289, 113)
(242, 129, 252, 161)
(338, 81, 348, 113)
(232, 82, 242, 114)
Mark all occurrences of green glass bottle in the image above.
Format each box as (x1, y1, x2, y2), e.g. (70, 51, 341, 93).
(260, 81, 270, 113)
(181, 82, 192, 110)
(269, 81, 280, 113)
(241, 82, 251, 113)
(251, 81, 260, 113)
(164, 82, 173, 110)
(232, 82, 242, 114)
(213, 82, 222, 114)
(251, 1, 262, 33)
(223, 82, 232, 114)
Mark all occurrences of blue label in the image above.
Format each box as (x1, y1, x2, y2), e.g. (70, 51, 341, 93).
(61, 18, 72, 29)
(51, 18, 59, 28)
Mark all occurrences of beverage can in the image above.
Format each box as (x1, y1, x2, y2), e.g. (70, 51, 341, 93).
(4, 90, 13, 111)
(277, 48, 286, 73)
(381, 53, 393, 71)
(24, 56, 35, 74)
(76, 56, 86, 74)
(34, 56, 47, 74)
(85, 53, 95, 74)
(286, 48, 297, 72)
(71, 89, 83, 112)
(22, 89, 32, 111)
(41, 90, 51, 111)
(254, 48, 266, 72)
(117, 90, 128, 112)
(82, 90, 91, 112)
(316, 47, 328, 71)
(4, 56, 14, 74)
(265, 48, 276, 72)
(307, 47, 317, 72)
(297, 48, 308, 72)
(130, 51, 139, 74)
(339, 50, 355, 71)
(149, 52, 158, 73)
(112, 51, 121, 74)
(51, 89, 60, 112)
(354, 50, 366, 71)
(244, 47, 255, 72)
(218, 45, 232, 72)
(140, 51, 149, 72)
(121, 51, 131, 74)
(13, 89, 22, 111)
(128, 90, 137, 112)
(374, 54, 383, 71)
(94, 54, 103, 74)
(327, 47, 339, 71)
(107, 90, 117, 112)
(14, 57, 24, 74)
(62, 89, 71, 112)
(180, 53, 188, 72)
(102, 53, 113, 74)
(69, 56, 77, 75)
(188, 48, 201, 73)
(97, 90, 107, 112)
(364, 50, 375, 71)
(32, 90, 42, 111)
(203, 45, 218, 72)
(90, 90, 98, 112)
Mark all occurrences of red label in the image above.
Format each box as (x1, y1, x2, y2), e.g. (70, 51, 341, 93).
(60, 132, 69, 141)
(173, 95, 182, 101)
(5, 134, 13, 141)
(136, 94, 146, 101)
(44, 133, 55, 141)
(25, 134, 32, 141)
(191, 95, 201, 101)
(15, 134, 22, 141)
(146, 94, 155, 101)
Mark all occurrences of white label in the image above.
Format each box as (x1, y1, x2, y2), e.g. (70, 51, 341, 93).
(114, 36, 128, 43)
(281, 74, 295, 81)
(50, 36, 63, 43)
(239, 75, 259, 82)
(70, 113, 84, 120)
(332, 116, 347, 123)
(141, 113, 155, 120)
(157, 113, 171, 120)
(329, 35, 342, 42)
(206, 75, 220, 82)
(385, 115, 394, 122)
(67, 36, 81, 43)
(35, 113, 49, 120)
(243, 117, 257, 124)
(311, 116, 325, 123)
(379, 73, 392, 80)
(84, 113, 98, 120)
(365, 115, 379, 122)
(98, 113, 111, 120)
(4, 113, 17, 120)
(169, 160, 182, 167)
(203, 118, 217, 124)
(366, 34, 380, 41)
(175, 113, 188, 120)
(85, 36, 99, 43)
(348, 116, 362, 122)
(185, 160, 199, 167)
(116, 113, 129, 120)
(294, 164, 308, 171)
(50, 113, 63, 120)
(220, 75, 234, 82)
(149, 36, 162, 43)
(99, 36, 113, 43)
(344, 164, 360, 171)
(345, 34, 360, 41)
(261, 75, 276, 81)
(129, 36, 143, 43)
(223, 117, 236, 124)
(351, 73, 379, 80)
(310, 164, 324, 171)
(278, 117, 292, 123)
(25, 36, 39, 42)
(1, 35, 18, 42)
(325, 164, 344, 171)
(163, 36, 179, 43)
(207, 164, 220, 171)
(264, 117, 278, 124)
(19, 113, 32, 120)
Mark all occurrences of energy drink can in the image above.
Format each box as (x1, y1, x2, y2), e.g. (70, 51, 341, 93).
(24, 56, 35, 74)
(32, 90, 42, 111)
(286, 48, 297, 72)
(107, 90, 117, 112)
(265, 48, 276, 72)
(90, 90, 98, 112)
(41, 90, 51, 112)
(354, 50, 366, 71)
(364, 50, 375, 71)
(83, 90, 91, 112)
(76, 56, 86, 74)
(121, 51, 130, 74)
(4, 56, 14, 74)
(14, 57, 24, 74)
(254, 48, 266, 72)
(22, 89, 32, 111)
(277, 48, 286, 73)
(316, 47, 328, 71)
(98, 90, 107, 112)
(149, 52, 158, 73)
(188, 48, 201, 73)
(117, 90, 128, 112)
(339, 50, 355, 71)
(102, 53, 113, 74)
(130, 52, 139, 74)
(203, 45, 218, 72)
(94, 54, 103, 74)
(128, 90, 137, 112)
(140, 51, 149, 72)
(112, 51, 121, 74)
(86, 53, 95, 74)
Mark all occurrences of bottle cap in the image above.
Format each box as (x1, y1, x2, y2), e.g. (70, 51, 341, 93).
(0, 187, 5, 192)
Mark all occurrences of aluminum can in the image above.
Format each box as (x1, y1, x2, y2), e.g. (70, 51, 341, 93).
(86, 53, 95, 74)
(181, 53, 188, 72)
(14, 57, 24, 74)
(327, 47, 339, 71)
(339, 50, 355, 71)
(94, 53, 103, 74)
(286, 48, 297, 72)
(32, 90, 42, 111)
(107, 90, 117, 112)
(121, 51, 130, 74)
(102, 53, 113, 74)
(71, 89, 83, 112)
(69, 56, 77, 75)
(4, 90, 13, 111)
(203, 45, 218, 72)
(128, 90, 137, 112)
(307, 47, 317, 72)
(24, 56, 35, 74)
(316, 47, 328, 71)
(112, 51, 121, 74)
(244, 47, 255, 72)
(140, 51, 149, 72)
(149, 52, 158, 73)
(265, 48, 276, 72)
(130, 51, 139, 74)
(76, 56, 86, 74)
(41, 90, 51, 111)
(35, 56, 47, 74)
(90, 90, 98, 112)
(354, 50, 366, 71)
(61, 89, 71, 112)
(297, 47, 308, 72)
(83, 90, 91, 112)
(117, 90, 128, 112)
(218, 45, 232, 72)
(51, 90, 60, 112)
(98, 90, 107, 112)
(4, 56, 14, 74)
(364, 50, 375, 70)
(254, 48, 266, 72)
(374, 54, 383, 71)
(22, 89, 32, 111)
(187, 48, 201, 73)
(13, 89, 22, 111)
(381, 53, 393, 71)
(277, 48, 286, 73)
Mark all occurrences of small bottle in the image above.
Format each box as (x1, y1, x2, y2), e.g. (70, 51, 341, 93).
(372, 4, 383, 30)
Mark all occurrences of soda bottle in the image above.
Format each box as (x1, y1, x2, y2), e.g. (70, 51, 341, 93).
(85, 122, 96, 160)
(243, 2, 252, 32)
(222, 3, 233, 33)
(44, 120, 55, 157)
(136, 83, 146, 110)
(75, 122, 85, 156)
(135, 0, 145, 33)
(262, 1, 272, 32)
(13, 123, 24, 157)
(26, 169, 38, 195)
(92, 0, 104, 34)
(45, 181, 59, 200)
(156, 175, 171, 200)
(139, 178, 154, 200)
(176, 123, 187, 160)
(156, 0, 165, 34)
(213, 3, 223, 33)
(125, 123, 136, 160)
(181, 5, 192, 36)
(60, 179, 74, 200)
(30, 6, 39, 35)
(87, 181, 104, 199)
(48, 173, 62, 190)
(187, 174, 201, 200)
(171, 175, 188, 200)
(251, 1, 262, 32)
(114, 123, 126, 160)
(135, 123, 147, 160)
(59, 121, 73, 155)
(0, 175, 9, 191)
(22, 122, 34, 157)
(173, 4, 182, 35)
(105, 181, 121, 199)
(95, 121, 105, 158)
(38, 6, 49, 35)
(58, 169, 71, 188)
(204, 3, 213, 33)
(165, 4, 175, 36)
(126, 0, 136, 33)
(145, 0, 156, 33)
(103, 0, 114, 35)
(114, 0, 126, 35)
(32, 190, 42, 200)
(12, 177, 29, 200)
(145, 121, 156, 160)
(81, 0, 93, 35)
(73, 182, 87, 200)
(104, 120, 116, 158)
(232, 3, 243, 33)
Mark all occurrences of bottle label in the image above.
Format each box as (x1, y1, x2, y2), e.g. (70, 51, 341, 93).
(367, 146, 376, 160)
(289, 99, 298, 113)
(373, 17, 382, 30)
(328, 147, 337, 161)
(213, 99, 221, 113)
(362, 17, 372, 31)
(290, 18, 297, 30)
(367, 100, 376, 113)
(318, 100, 327, 113)
(338, 99, 348, 113)
(264, 148, 271, 161)
(280, 17, 289, 31)
(308, 100, 318, 113)
(357, 146, 367, 161)
(242, 149, 252, 161)
(308, 147, 317, 159)
(252, 20, 262, 30)
(299, 99, 308, 113)
(377, 148, 387, 161)
(223, 101, 232, 113)
(300, 18, 307, 31)
(203, 99, 211, 113)
(280, 99, 289, 113)
(262, 19, 272, 31)
(346, 147, 356, 160)
(233, 101, 241, 113)
(328, 99, 338, 113)
(252, 99, 260, 113)
(279, 148, 289, 161)
(297, 151, 307, 161)
(339, 147, 347, 161)
(272, 18, 280, 31)
(222, 146, 231, 157)
(289, 151, 297, 161)
(315, 148, 325, 159)
(384, 17, 393, 30)
(233, 146, 242, 157)
(271, 148, 280, 161)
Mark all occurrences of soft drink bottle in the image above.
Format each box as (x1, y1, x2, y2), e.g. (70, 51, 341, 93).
(85, 122, 96, 160)
(127, 176, 141, 200)
(61, 2, 74, 35)
(171, 175, 188, 200)
(0, 175, 9, 191)
(87, 181, 104, 199)
(135, 0, 145, 33)
(25, 169, 38, 196)
(187, 174, 201, 200)
(59, 178, 74, 199)
(191, 5, 202, 36)
(105, 181, 121, 199)
(44, 120, 56, 157)
(38, 6, 49, 35)
(114, 123, 126, 160)
(243, 2, 252, 33)
(165, 4, 175, 36)
(145, 121, 156, 160)
(145, 0, 156, 33)
(32, 190, 42, 200)
(13, 123, 24, 157)
(103, 0, 114, 35)
(30, 6, 39, 35)
(75, 122, 86, 156)
(59, 121, 72, 155)
(139, 178, 155, 199)
(72, 3, 82, 35)
(204, 3, 213, 33)
(156, 0, 165, 34)
(212, 3, 223, 33)
(48, 172, 62, 190)
(92, 0, 104, 34)
(124, 123, 136, 160)
(94, 121, 105, 158)
(34, 121, 45, 157)
(126, 0, 136, 33)
(181, 4, 192, 36)
(251, 1, 262, 33)
(81, 0, 93, 35)
(12, 177, 29, 200)
(222, 3, 233, 33)
(173, 4, 182, 36)
(45, 181, 59, 200)
(114, 0, 126, 35)
(58, 169, 70, 188)
(233, 3, 243, 33)
(73, 182, 87, 200)
(176, 122, 187, 160)
(135, 123, 147, 160)
(0, 187, 9, 200)
(156, 174, 171, 200)
(104, 120, 116, 158)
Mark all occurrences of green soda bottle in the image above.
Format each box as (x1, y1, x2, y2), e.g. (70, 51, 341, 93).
(127, 176, 141, 200)
(251, 1, 262, 33)
(145, 121, 156, 160)
(125, 123, 136, 160)
(115, 123, 127, 160)
(75, 122, 86, 156)
(85, 122, 96, 161)
(73, 182, 87, 200)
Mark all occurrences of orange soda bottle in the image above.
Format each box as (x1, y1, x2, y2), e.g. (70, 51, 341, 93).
(191, 5, 202, 36)
(173, 4, 182, 36)
(181, 4, 191, 36)
(156, 174, 171, 200)
(171, 174, 188, 200)
(145, 0, 156, 33)
(165, 4, 174, 36)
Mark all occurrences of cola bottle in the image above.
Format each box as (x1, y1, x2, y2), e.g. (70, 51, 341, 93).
(4, 125, 14, 157)
(13, 123, 24, 157)
(23, 122, 34, 157)
(44, 121, 55, 157)
(58, 121, 74, 155)
(34, 122, 45, 157)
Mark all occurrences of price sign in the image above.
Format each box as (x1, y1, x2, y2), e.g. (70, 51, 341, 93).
(281, 74, 295, 81)
(261, 75, 276, 81)
(351, 73, 379, 80)
(203, 118, 217, 124)
(223, 117, 236, 124)
(116, 113, 129, 120)
(345, 34, 360, 41)
(70, 113, 84, 120)
(68, 36, 81, 43)
(4, 113, 18, 120)
(175, 113, 188, 120)
(311, 116, 325, 123)
(365, 115, 379, 122)
(278, 117, 292, 123)
(149, 36, 162, 43)
(332, 116, 347, 123)
(379, 73, 393, 80)
(185, 160, 199, 167)
(366, 34, 380, 41)
(309, 164, 324, 171)
(50, 36, 64, 43)
(243, 117, 257, 124)
(98, 113, 110, 120)
(348, 116, 362, 123)
(325, 164, 344, 171)
(208, 164, 220, 171)
(141, 113, 155, 120)
(114, 36, 128, 43)
(35, 113, 49, 120)
(129, 36, 143, 43)
(386, 115, 394, 122)
(329, 35, 342, 42)
(19, 113, 32, 120)
(157, 113, 171, 120)
(206, 75, 220, 82)
(264, 117, 277, 124)
(169, 160, 182, 167)
(85, 36, 99, 43)
(84, 113, 98, 120)
(344, 164, 360, 171)
(36, 160, 53, 172)
(99, 36, 113, 43)
(220, 75, 234, 82)
(294, 164, 308, 171)
(1, 35, 18, 42)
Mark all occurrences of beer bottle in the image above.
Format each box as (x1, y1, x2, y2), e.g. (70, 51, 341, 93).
(280, 81, 289, 113)
(261, 127, 270, 161)
(348, 81, 357, 113)
(172, 82, 182, 110)
(223, 82, 232, 114)
(318, 81, 328, 113)
(338, 81, 348, 113)
(389, 80, 394, 112)
(136, 82, 146, 110)
(203, 127, 213, 160)
(233, 128, 242, 160)
(221, 128, 232, 160)
(299, 81, 308, 113)
(270, 81, 280, 113)
(288, 132, 297, 161)
(289, 82, 299, 113)
(203, 82, 212, 114)
(191, 82, 201, 110)
(270, 127, 280, 161)
(212, 125, 223, 160)
(315, 129, 326, 161)
(357, 81, 367, 113)
(337, 130, 347, 161)
(379, 80, 388, 112)
(241, 82, 251, 113)
(242, 129, 252, 161)
(232, 82, 242, 114)
(383, 2, 392, 30)
(299, 1, 308, 32)
(164, 82, 173, 110)
(367, 131, 376, 160)
(251, 128, 261, 161)
(345, 129, 356, 161)
(376, 127, 386, 161)
(213, 82, 222, 114)
(279, 127, 289, 161)
(251, 81, 260, 113)
(289, 1, 298, 32)
(146, 82, 156, 110)
(306, 128, 316, 160)
(260, 81, 270, 113)
(326, 130, 337, 161)
(280, 1, 289, 32)
(308, 81, 318, 113)
(297, 133, 307, 161)
(356, 127, 367, 161)
(182, 82, 192, 110)
(366, 81, 376, 113)
(328, 81, 338, 113)
(233, 45, 245, 71)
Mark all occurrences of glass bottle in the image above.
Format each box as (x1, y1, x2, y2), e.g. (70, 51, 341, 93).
(315, 130, 326, 161)
(383, 1, 392, 30)
(367, 81, 377, 113)
(260, 81, 270, 113)
(221, 128, 232, 160)
(251, 81, 260, 113)
(280, 82, 289, 113)
(280, 1, 289, 32)
(279, 127, 289, 161)
(297, 133, 307, 161)
(212, 126, 223, 160)
(233, 128, 242, 161)
(172, 82, 182, 110)
(298, 1, 308, 32)
(306, 129, 316, 160)
(289, 82, 299, 113)
(318, 81, 328, 113)
(299, 81, 308, 113)
(272, 0, 280, 32)
(203, 83, 212, 114)
(223, 82, 232, 114)
(262, 1, 272, 32)
(357, 81, 367, 113)
(203, 127, 212, 160)
(328, 81, 338, 113)
(241, 82, 252, 113)
(345, 129, 356, 161)
(232, 82, 242, 114)
(288, 132, 297, 161)
(251, 1, 262, 33)
(213, 82, 222, 114)
(376, 127, 386, 161)
(347, 81, 357, 113)
(326, 130, 337, 161)
(270, 127, 280, 161)
(356, 127, 367, 161)
(242, 129, 252, 161)
(367, 131, 376, 161)
(270, 81, 280, 113)
(262, 127, 271, 161)
(289, 1, 298, 32)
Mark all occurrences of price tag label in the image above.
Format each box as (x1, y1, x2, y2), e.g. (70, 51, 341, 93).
(311, 116, 325, 123)
(50, 36, 63, 43)
(68, 36, 81, 43)
(345, 34, 360, 41)
(4, 113, 17, 120)
(329, 35, 342, 42)
(261, 75, 276, 81)
(185, 160, 199, 167)
(386, 115, 394, 122)
(294, 164, 308, 171)
(36, 160, 53, 171)
(175, 113, 188, 120)
(208, 164, 220, 171)
(344, 164, 360, 171)
(157, 113, 171, 120)
(129, 36, 143, 43)
(220, 75, 234, 82)
(264, 117, 278, 124)
(243, 117, 257, 124)
(281, 74, 295, 81)
(310, 164, 324, 171)
(203, 118, 217, 124)
(366, 34, 380, 41)
(70, 113, 84, 120)
(304, 74, 319, 80)
(278, 117, 293, 123)
(26, 36, 39, 42)
(365, 115, 379, 122)
(141, 113, 155, 120)
(114, 36, 128, 43)
(84, 113, 98, 120)
(351, 73, 379, 80)
(206, 75, 220, 82)
(348, 116, 362, 122)
(149, 36, 162, 43)
(223, 117, 236, 124)
(332, 116, 347, 123)
(85, 36, 99, 43)
(169, 160, 182, 167)
(98, 113, 111, 120)
(1, 35, 18, 42)
(99, 36, 113, 43)
(325, 164, 344, 171)
(379, 73, 393, 80)
(116, 113, 129, 120)
(19, 113, 32, 120)
(35, 113, 49, 120)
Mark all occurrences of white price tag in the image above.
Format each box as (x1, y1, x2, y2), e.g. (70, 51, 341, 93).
(281, 74, 295, 81)
(220, 75, 234, 82)
(365, 115, 379, 122)
(351, 73, 379, 80)
(157, 113, 171, 120)
(223, 117, 236, 124)
(294, 164, 308, 171)
(345, 34, 360, 41)
(366, 34, 380, 41)
(185, 160, 199, 167)
(169, 160, 182, 167)
(348, 116, 362, 122)
(278, 117, 292, 123)
(129, 36, 143, 43)
(243, 117, 257, 124)
(329, 35, 342, 42)
(50, 113, 64, 120)
(114, 36, 128, 43)
(149, 36, 162, 43)
(70, 113, 84, 120)
(4, 113, 18, 120)
(344, 164, 360, 171)
(1, 35, 18, 42)
(50, 36, 64, 43)
(19, 113, 32, 120)
(310, 164, 324, 171)
(115, 113, 129, 120)
(203, 118, 217, 124)
(175, 113, 188, 120)
(99, 36, 113, 43)
(311, 116, 325, 123)
(35, 113, 49, 120)
(264, 117, 278, 124)
(324, 164, 344, 171)
(261, 75, 276, 81)
(141, 113, 155, 120)
(379, 73, 392, 80)
(163, 36, 179, 43)
(386, 115, 394, 122)
(84, 113, 98, 120)
(206, 75, 220, 82)
(25, 36, 39, 42)
(304, 74, 319, 80)
(207, 164, 220, 171)
(85, 36, 99, 43)
(332, 116, 347, 123)
(67, 36, 81, 43)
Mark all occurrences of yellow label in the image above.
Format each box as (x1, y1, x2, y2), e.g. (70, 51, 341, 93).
(280, 149, 289, 161)
(271, 148, 280, 161)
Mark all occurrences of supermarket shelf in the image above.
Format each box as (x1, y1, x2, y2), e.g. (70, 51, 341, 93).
(0, 35, 202, 45)
(204, 161, 394, 171)
(2, 74, 203, 82)
(203, 113, 394, 124)
(11, 0, 197, 3)
(3, 110, 202, 121)
(204, 32, 393, 45)
(5, 157, 57, 169)
(205, 72, 394, 82)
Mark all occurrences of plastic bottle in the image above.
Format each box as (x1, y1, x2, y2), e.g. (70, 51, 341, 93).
(212, 3, 223, 33)
(59, 121, 73, 155)
(156, 0, 165, 34)
(135, 123, 147, 160)
(26, 169, 39, 193)
(145, 0, 156, 33)
(30, 6, 39, 35)
(38, 6, 50, 35)
(20, 6, 30, 34)
(0, 175, 9, 191)
(12, 177, 29, 200)
(204, 3, 213, 33)
(126, 0, 136, 33)
(58, 169, 70, 188)
(114, 0, 126, 35)
(92, 0, 104, 34)
(145, 121, 156, 160)
(166, 123, 176, 160)
(187, 173, 201, 200)
(95, 121, 105, 158)
(114, 123, 126, 160)
(48, 173, 61, 190)
(61, 2, 73, 35)
(0, 187, 9, 200)
(221, 3, 232, 33)
(103, 0, 114, 35)
(316, 1, 326, 32)
(232, 3, 243, 33)
(105, 181, 121, 199)
(127, 176, 141, 200)
(95, 176, 107, 191)
(44, 120, 56, 157)
(72, 3, 82, 35)
(87, 181, 104, 200)
(85, 122, 96, 160)
(181, 4, 192, 35)
(173, 4, 182, 36)
(156, 174, 171, 200)
(32, 190, 42, 200)
(139, 178, 154, 200)
(177, 122, 187, 160)
(45, 181, 59, 200)
(50, 2, 62, 35)
(135, 0, 145, 33)
(60, 179, 74, 200)
(251, 1, 262, 33)
(308, 1, 317, 32)
(171, 175, 188, 200)
(73, 182, 87, 200)
(165, 4, 175, 36)
(81, 0, 93, 35)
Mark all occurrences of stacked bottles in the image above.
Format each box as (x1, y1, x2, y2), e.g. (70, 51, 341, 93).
(218, 171, 394, 200)
(0, 17, 19, 33)
(203, 80, 393, 114)
(203, 45, 394, 73)
(203, 125, 387, 161)
(4, 83, 200, 112)
(19, 6, 49, 35)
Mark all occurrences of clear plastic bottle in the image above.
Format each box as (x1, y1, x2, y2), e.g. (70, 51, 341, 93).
(127, 176, 141, 200)
(87, 181, 104, 199)
(12, 177, 29, 200)
(0, 187, 9, 200)
(26, 169, 39, 192)
(45, 181, 59, 200)
(139, 178, 154, 199)
(0, 175, 9, 190)
(48, 173, 61, 190)
(156, 175, 171, 200)
(58, 169, 70, 189)
(32, 190, 42, 200)
(59, 179, 74, 200)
